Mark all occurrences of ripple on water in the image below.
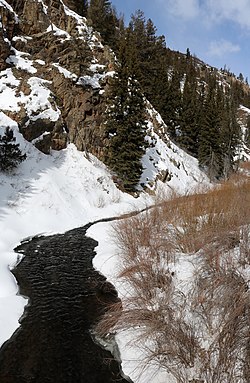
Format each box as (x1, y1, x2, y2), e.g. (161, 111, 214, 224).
(0, 224, 131, 383)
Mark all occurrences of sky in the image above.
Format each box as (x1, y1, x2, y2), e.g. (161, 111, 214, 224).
(111, 0, 250, 82)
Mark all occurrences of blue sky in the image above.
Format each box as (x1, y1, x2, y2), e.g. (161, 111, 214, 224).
(111, 0, 250, 81)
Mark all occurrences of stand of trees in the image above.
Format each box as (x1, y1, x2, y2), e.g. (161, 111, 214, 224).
(83, 2, 248, 182)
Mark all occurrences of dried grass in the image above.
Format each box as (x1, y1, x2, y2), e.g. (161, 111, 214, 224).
(95, 172, 250, 382)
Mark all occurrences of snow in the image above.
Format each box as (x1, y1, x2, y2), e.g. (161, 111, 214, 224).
(239, 105, 250, 114)
(47, 24, 70, 39)
(0, 0, 15, 15)
(0, 105, 209, 381)
(0, 1, 231, 378)
(140, 118, 210, 194)
(89, 63, 106, 73)
(35, 59, 46, 66)
(237, 105, 250, 161)
(0, 112, 152, 351)
(37, 0, 48, 15)
(61, 1, 103, 49)
(6, 48, 37, 74)
(62, 1, 85, 21)
(88, 219, 197, 383)
(12, 36, 33, 43)
(0, 69, 60, 121)
(77, 74, 102, 89)
(0, 79, 213, 380)
(53, 63, 77, 80)
(0, 2, 212, 377)
(0, 69, 21, 112)
(26, 77, 60, 121)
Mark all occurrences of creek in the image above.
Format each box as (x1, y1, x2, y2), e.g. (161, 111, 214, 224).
(0, 222, 132, 383)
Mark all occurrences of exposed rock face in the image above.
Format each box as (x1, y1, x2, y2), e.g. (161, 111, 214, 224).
(0, 34, 10, 70)
(0, 4, 15, 70)
(0, 0, 113, 155)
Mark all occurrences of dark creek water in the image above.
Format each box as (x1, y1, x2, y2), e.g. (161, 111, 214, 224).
(0, 223, 131, 383)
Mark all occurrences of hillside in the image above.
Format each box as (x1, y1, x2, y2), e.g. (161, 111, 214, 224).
(0, 0, 249, 183)
(0, 1, 250, 382)
(0, 0, 215, 191)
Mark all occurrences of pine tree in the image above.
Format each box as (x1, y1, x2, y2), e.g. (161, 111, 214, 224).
(104, 32, 147, 191)
(164, 68, 182, 140)
(245, 116, 250, 149)
(153, 54, 170, 120)
(127, 12, 168, 110)
(129, 10, 147, 57)
(78, 0, 88, 16)
(198, 78, 223, 180)
(186, 48, 191, 60)
(179, 63, 199, 155)
(0, 127, 26, 172)
(220, 94, 241, 178)
(87, 0, 118, 50)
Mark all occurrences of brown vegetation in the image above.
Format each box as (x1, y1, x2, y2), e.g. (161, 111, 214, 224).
(96, 172, 250, 382)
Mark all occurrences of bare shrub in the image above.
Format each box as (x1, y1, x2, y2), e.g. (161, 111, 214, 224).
(96, 173, 250, 382)
(191, 250, 250, 383)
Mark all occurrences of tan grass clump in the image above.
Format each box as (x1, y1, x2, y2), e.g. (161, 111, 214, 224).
(96, 173, 250, 382)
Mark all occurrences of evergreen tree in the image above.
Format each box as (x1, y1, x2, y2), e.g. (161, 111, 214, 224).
(164, 68, 182, 139)
(245, 115, 250, 149)
(179, 63, 199, 155)
(87, 0, 118, 50)
(186, 48, 191, 60)
(220, 94, 241, 178)
(153, 54, 170, 120)
(129, 10, 147, 58)
(79, 0, 88, 17)
(198, 78, 223, 180)
(127, 12, 168, 109)
(104, 32, 147, 191)
(0, 127, 26, 172)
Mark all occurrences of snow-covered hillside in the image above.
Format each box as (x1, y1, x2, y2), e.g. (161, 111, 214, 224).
(4, 1, 249, 381)
(0, 102, 210, 344)
(0, 0, 211, 356)
(0, 111, 147, 346)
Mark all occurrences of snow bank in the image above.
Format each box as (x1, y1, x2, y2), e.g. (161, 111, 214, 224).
(0, 112, 151, 349)
(88, 221, 174, 383)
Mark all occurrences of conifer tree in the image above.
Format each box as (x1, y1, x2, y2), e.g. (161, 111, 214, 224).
(129, 10, 147, 57)
(153, 54, 170, 120)
(245, 116, 250, 149)
(128, 12, 168, 110)
(198, 78, 223, 180)
(87, 0, 118, 49)
(138, 18, 158, 99)
(179, 63, 199, 155)
(220, 96, 241, 177)
(0, 127, 26, 172)
(104, 32, 147, 191)
(164, 68, 182, 140)
(79, 0, 88, 16)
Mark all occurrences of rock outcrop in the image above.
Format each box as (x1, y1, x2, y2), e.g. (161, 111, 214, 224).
(0, 0, 113, 155)
(0, 2, 15, 70)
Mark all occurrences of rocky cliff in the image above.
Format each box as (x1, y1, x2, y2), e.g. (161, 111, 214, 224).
(0, 0, 114, 155)
(1, 0, 248, 191)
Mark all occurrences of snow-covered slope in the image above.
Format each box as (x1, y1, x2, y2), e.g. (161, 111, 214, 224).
(0, 112, 151, 347)
(237, 105, 250, 161)
(0, 107, 211, 359)
(0, 0, 211, 351)
(141, 107, 209, 193)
